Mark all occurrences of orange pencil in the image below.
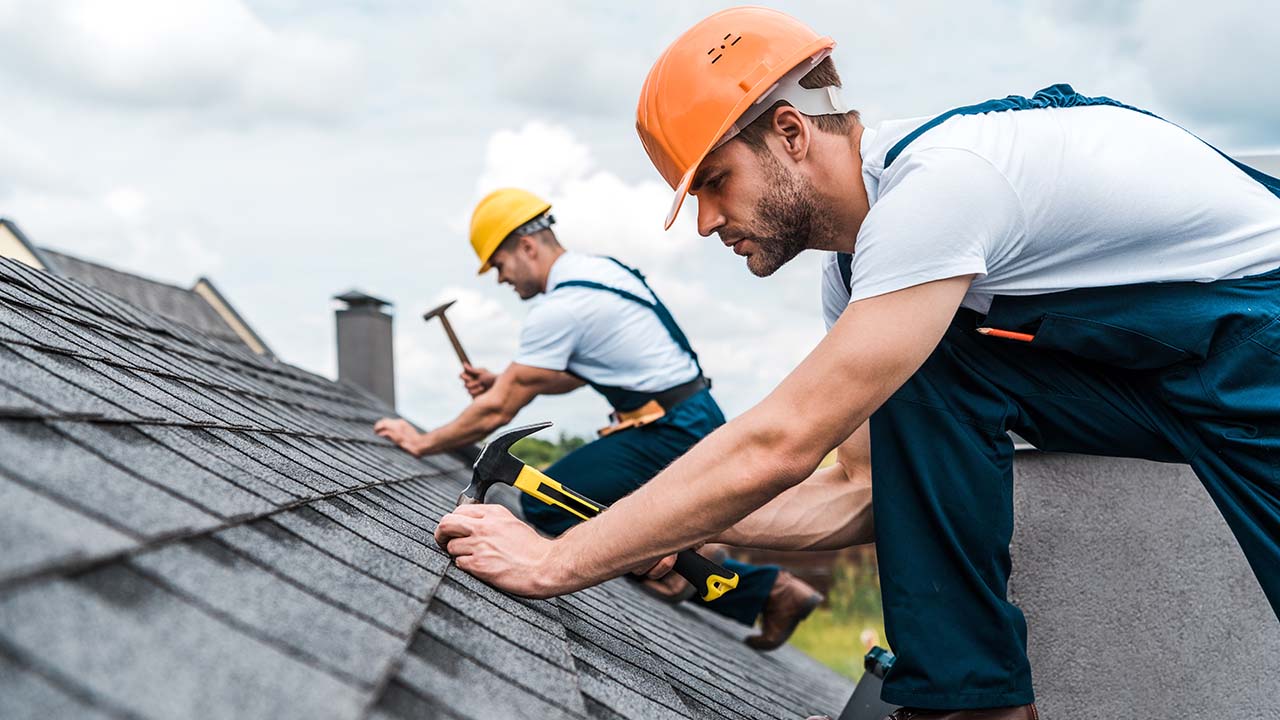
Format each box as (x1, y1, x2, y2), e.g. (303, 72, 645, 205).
(976, 327, 1036, 343)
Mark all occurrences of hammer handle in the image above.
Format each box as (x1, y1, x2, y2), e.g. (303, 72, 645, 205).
(438, 315, 471, 367)
(512, 465, 739, 602)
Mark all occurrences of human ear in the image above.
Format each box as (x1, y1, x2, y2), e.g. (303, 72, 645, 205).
(771, 105, 809, 163)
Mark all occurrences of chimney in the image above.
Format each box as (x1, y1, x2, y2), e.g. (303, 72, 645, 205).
(334, 289, 396, 409)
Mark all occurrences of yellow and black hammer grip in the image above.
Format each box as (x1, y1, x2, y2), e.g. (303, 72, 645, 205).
(512, 465, 739, 602)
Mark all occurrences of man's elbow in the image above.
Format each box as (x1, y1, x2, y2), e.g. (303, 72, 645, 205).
(738, 416, 826, 495)
(477, 401, 517, 433)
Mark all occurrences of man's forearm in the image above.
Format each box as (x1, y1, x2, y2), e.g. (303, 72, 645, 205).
(716, 463, 873, 551)
(416, 400, 508, 455)
(549, 405, 834, 592)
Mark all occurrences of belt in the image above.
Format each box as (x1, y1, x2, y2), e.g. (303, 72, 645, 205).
(598, 375, 710, 437)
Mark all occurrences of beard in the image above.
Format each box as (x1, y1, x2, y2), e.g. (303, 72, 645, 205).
(737, 150, 833, 277)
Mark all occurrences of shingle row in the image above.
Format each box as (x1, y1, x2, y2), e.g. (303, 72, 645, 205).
(0, 260, 854, 719)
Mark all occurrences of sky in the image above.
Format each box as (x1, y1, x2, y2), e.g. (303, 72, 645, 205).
(2, 0, 1279, 437)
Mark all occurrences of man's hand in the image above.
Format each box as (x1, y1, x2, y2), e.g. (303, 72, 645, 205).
(460, 363, 497, 397)
(633, 553, 678, 580)
(435, 505, 567, 598)
(374, 417, 424, 456)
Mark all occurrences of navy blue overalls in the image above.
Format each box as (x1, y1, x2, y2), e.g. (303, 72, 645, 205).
(837, 85, 1280, 709)
(519, 257, 779, 625)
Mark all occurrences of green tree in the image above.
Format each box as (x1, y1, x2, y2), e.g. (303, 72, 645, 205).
(510, 432, 589, 469)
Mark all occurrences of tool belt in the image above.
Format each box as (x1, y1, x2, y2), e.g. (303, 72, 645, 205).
(597, 375, 709, 437)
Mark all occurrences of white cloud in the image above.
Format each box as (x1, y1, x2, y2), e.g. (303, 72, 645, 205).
(8, 185, 223, 283)
(102, 186, 148, 221)
(2, 0, 1278, 440)
(0, 0, 362, 119)
(473, 121, 695, 273)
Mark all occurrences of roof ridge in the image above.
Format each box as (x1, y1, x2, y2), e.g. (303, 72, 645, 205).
(39, 247, 197, 295)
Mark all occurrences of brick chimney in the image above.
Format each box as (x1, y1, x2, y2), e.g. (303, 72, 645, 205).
(334, 289, 395, 409)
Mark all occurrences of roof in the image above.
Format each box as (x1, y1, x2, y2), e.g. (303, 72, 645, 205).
(0, 256, 852, 719)
(0, 218, 272, 356)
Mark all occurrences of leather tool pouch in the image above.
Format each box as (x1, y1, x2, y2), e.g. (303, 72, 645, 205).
(597, 400, 666, 437)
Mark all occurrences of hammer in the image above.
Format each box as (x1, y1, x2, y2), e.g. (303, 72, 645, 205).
(460, 421, 740, 602)
(423, 300, 470, 367)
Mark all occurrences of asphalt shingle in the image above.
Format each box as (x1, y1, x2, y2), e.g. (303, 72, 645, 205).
(0, 419, 217, 540)
(0, 566, 365, 720)
(214, 520, 424, 634)
(0, 651, 116, 720)
(129, 537, 404, 686)
(0, 259, 854, 720)
(0, 474, 136, 582)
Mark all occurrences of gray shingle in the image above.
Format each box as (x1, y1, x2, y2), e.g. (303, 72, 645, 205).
(567, 645, 689, 720)
(420, 596, 583, 710)
(215, 520, 423, 634)
(137, 425, 300, 505)
(312, 497, 436, 563)
(41, 249, 245, 345)
(0, 565, 365, 720)
(129, 537, 403, 686)
(251, 431, 361, 489)
(0, 264, 858, 720)
(0, 302, 88, 355)
(208, 429, 346, 494)
(0, 651, 116, 720)
(383, 629, 584, 720)
(0, 379, 52, 417)
(0, 419, 216, 538)
(269, 507, 444, 599)
(0, 346, 119, 419)
(343, 491, 436, 546)
(431, 575, 572, 668)
(51, 422, 274, 520)
(80, 361, 215, 424)
(0, 475, 136, 582)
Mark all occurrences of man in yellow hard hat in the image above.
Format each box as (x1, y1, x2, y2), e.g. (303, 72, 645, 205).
(375, 187, 822, 649)
(432, 6, 1280, 720)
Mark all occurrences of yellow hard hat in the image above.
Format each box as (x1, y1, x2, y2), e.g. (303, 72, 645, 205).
(469, 188, 553, 274)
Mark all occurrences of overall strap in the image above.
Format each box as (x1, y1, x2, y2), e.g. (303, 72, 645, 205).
(553, 257, 703, 374)
(883, 83, 1280, 201)
(835, 84, 1280, 296)
(837, 252, 854, 294)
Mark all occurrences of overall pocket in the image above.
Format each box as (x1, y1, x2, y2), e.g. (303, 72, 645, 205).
(1029, 313, 1191, 370)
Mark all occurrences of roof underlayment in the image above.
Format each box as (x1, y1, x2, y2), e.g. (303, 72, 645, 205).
(0, 256, 852, 719)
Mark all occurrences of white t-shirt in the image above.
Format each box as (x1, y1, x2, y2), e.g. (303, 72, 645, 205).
(822, 104, 1280, 329)
(515, 252, 700, 392)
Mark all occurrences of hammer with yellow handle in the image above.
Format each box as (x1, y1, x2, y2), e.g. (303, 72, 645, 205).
(458, 421, 739, 602)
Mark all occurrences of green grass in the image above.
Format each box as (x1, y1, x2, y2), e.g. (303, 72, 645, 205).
(787, 553, 888, 681)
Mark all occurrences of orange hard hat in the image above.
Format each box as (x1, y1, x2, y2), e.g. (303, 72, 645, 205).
(637, 7, 836, 229)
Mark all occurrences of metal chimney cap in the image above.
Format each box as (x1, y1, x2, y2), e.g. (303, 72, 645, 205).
(334, 289, 392, 309)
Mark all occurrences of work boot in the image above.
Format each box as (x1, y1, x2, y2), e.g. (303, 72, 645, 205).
(744, 570, 823, 651)
(887, 705, 1038, 719)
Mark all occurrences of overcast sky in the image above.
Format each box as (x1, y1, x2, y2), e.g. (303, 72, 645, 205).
(2, 0, 1279, 437)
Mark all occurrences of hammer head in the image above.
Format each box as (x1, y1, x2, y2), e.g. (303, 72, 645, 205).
(457, 421, 552, 506)
(423, 299, 457, 322)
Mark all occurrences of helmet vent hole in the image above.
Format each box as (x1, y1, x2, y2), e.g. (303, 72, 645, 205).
(708, 33, 741, 64)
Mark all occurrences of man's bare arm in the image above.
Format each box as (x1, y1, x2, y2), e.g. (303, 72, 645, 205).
(374, 363, 584, 456)
(715, 423, 873, 551)
(434, 276, 972, 598)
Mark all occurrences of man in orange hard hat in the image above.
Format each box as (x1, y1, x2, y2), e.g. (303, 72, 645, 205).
(376, 188, 822, 649)
(434, 7, 1280, 719)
